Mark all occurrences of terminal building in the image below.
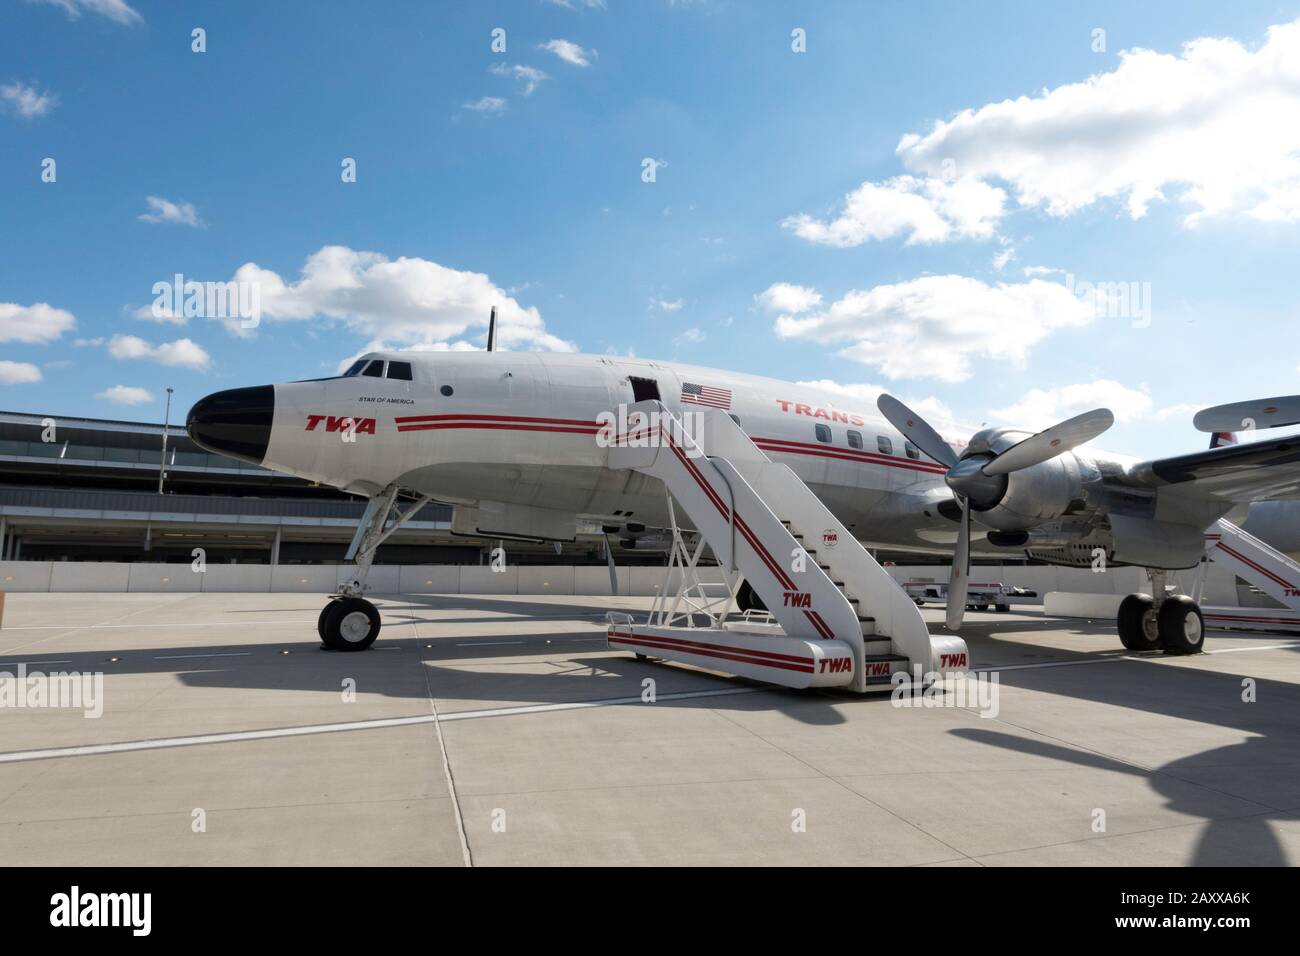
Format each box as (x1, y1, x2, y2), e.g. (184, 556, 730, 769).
(0, 407, 957, 570)
(0, 408, 611, 566)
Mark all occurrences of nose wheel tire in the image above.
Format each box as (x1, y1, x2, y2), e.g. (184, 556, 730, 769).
(1117, 593, 1160, 651)
(320, 598, 381, 651)
(1157, 595, 1204, 655)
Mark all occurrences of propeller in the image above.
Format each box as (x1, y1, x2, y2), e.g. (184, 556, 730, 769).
(877, 395, 1114, 630)
(1192, 395, 1300, 434)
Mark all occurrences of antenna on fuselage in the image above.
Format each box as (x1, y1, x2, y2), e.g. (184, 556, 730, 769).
(486, 305, 498, 352)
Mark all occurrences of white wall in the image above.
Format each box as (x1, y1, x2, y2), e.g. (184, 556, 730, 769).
(0, 559, 1253, 604)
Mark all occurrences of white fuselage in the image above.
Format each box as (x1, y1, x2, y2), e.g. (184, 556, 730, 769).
(257, 351, 1300, 558)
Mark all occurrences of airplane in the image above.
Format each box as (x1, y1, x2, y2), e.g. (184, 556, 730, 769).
(184, 347, 1300, 658)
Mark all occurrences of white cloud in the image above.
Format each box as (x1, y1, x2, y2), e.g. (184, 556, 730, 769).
(755, 282, 822, 315)
(0, 82, 57, 119)
(108, 334, 211, 369)
(31, 0, 141, 24)
(138, 196, 202, 227)
(463, 96, 507, 113)
(674, 327, 705, 346)
(652, 297, 684, 312)
(543, 0, 606, 8)
(771, 275, 1094, 383)
(209, 245, 575, 352)
(0, 361, 41, 385)
(1150, 402, 1203, 423)
(0, 302, 76, 343)
(540, 39, 595, 67)
(783, 175, 1006, 247)
(98, 384, 153, 405)
(897, 18, 1300, 225)
(490, 63, 548, 96)
(990, 380, 1154, 431)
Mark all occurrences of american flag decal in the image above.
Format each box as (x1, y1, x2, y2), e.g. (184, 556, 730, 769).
(680, 381, 732, 410)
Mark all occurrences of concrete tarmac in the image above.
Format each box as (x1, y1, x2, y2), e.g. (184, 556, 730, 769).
(1, 592, 1298, 866)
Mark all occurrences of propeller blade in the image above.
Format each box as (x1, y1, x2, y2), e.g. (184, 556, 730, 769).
(1192, 396, 1300, 434)
(983, 408, 1114, 476)
(603, 533, 619, 595)
(876, 394, 958, 469)
(946, 497, 970, 631)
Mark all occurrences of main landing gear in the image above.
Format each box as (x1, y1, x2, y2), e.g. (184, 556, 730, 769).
(1117, 568, 1204, 655)
(317, 483, 431, 652)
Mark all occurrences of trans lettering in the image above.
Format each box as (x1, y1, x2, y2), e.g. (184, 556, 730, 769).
(775, 399, 866, 427)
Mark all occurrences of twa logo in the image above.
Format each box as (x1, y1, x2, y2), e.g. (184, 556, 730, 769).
(305, 414, 376, 434)
(1285, 588, 1300, 597)
(818, 657, 852, 674)
(782, 591, 811, 608)
(865, 661, 893, 677)
(940, 653, 968, 669)
(821, 530, 838, 549)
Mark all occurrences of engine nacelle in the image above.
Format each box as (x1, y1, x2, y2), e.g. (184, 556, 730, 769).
(963, 428, 1085, 532)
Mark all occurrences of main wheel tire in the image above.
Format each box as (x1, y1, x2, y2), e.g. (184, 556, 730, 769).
(1157, 596, 1205, 655)
(736, 580, 767, 614)
(317, 601, 337, 641)
(321, 597, 381, 651)
(1117, 593, 1160, 651)
(995, 603, 1010, 613)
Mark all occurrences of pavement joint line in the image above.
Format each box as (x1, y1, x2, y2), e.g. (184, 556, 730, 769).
(419, 625, 473, 868)
(968, 805, 1286, 863)
(153, 652, 254, 660)
(0, 686, 764, 765)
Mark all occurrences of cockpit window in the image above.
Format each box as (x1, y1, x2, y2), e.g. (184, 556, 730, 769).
(361, 361, 384, 378)
(342, 359, 368, 377)
(386, 361, 412, 381)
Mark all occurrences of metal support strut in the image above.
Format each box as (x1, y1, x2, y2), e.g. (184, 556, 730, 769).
(338, 484, 433, 598)
(645, 491, 741, 630)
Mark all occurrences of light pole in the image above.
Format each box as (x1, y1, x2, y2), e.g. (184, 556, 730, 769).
(158, 386, 174, 495)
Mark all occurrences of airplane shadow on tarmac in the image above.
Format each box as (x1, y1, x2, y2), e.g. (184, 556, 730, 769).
(950, 617, 1300, 865)
(14, 595, 1300, 862)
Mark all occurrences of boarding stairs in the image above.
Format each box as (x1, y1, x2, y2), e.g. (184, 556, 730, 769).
(1196, 518, 1300, 632)
(605, 401, 969, 693)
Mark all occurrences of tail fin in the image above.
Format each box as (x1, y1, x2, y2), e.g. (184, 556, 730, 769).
(1209, 430, 1238, 449)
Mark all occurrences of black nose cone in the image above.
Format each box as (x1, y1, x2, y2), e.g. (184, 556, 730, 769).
(186, 385, 274, 465)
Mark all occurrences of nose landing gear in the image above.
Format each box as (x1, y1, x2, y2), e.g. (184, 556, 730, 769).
(318, 597, 382, 651)
(316, 482, 431, 652)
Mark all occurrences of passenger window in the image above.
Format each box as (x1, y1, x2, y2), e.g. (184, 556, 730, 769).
(904, 440, 920, 460)
(343, 360, 368, 377)
(877, 436, 893, 455)
(387, 361, 412, 381)
(362, 361, 384, 378)
(847, 430, 863, 450)
(815, 424, 831, 443)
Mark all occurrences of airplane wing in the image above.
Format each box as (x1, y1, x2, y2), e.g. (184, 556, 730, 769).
(1128, 433, 1300, 502)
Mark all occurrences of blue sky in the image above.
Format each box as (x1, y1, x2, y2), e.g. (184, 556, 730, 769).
(3, 0, 1299, 457)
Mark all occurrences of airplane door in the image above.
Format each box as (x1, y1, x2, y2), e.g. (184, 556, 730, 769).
(629, 376, 660, 403)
